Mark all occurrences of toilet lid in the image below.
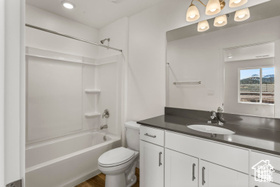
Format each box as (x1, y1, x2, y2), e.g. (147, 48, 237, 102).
(98, 147, 135, 167)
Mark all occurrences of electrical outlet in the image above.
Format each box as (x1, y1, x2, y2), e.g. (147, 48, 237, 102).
(6, 179, 22, 187)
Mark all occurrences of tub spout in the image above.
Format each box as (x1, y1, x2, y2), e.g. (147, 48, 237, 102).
(100, 124, 108, 130)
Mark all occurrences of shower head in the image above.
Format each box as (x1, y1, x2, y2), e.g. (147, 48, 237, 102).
(100, 38, 110, 44)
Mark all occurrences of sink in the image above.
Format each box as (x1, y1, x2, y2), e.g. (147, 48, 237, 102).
(187, 124, 235, 135)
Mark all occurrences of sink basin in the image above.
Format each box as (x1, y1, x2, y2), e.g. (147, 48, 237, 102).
(187, 124, 235, 135)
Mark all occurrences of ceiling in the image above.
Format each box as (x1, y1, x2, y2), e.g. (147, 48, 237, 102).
(26, 0, 168, 28)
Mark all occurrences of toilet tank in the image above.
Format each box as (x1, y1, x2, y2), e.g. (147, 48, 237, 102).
(125, 121, 140, 151)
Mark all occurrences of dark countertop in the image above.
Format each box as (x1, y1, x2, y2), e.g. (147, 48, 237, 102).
(138, 112, 280, 155)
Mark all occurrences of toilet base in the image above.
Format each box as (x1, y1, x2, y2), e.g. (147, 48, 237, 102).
(127, 175, 137, 187)
(105, 173, 126, 187)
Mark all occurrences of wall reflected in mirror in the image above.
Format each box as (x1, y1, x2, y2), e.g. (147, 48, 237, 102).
(166, 0, 280, 118)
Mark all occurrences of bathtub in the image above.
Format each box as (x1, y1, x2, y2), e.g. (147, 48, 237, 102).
(25, 131, 121, 187)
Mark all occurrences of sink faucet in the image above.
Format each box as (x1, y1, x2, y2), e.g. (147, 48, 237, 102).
(100, 124, 108, 130)
(210, 107, 225, 126)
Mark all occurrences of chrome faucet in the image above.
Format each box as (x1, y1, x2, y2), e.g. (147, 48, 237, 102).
(100, 124, 108, 130)
(210, 110, 217, 121)
(210, 107, 225, 126)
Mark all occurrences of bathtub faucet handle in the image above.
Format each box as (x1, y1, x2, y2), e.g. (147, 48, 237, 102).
(102, 109, 110, 119)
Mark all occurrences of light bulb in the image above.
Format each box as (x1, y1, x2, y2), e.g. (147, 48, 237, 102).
(238, 14, 245, 19)
(62, 1, 74, 9)
(234, 0, 241, 4)
(210, 8, 217, 12)
(190, 14, 196, 19)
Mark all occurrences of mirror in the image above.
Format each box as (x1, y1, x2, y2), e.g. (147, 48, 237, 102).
(166, 0, 280, 118)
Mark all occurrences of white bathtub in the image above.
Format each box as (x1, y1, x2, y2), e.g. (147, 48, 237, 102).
(25, 131, 121, 187)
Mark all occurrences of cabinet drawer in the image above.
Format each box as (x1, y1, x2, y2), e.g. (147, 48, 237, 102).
(166, 131, 249, 173)
(251, 151, 280, 185)
(140, 126, 164, 146)
(251, 177, 280, 187)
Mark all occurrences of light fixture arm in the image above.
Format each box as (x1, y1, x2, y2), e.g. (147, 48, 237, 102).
(191, 0, 206, 7)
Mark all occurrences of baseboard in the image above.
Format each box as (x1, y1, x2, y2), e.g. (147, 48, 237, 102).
(62, 169, 101, 187)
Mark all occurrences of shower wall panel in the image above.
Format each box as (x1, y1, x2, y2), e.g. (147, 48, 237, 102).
(27, 57, 83, 142)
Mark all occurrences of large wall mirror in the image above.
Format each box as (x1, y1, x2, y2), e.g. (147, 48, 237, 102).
(166, 0, 280, 118)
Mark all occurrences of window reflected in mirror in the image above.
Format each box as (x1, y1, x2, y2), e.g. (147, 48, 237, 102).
(239, 67, 274, 104)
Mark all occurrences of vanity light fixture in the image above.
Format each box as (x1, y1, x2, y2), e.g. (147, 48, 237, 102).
(234, 8, 250, 22)
(229, 0, 248, 8)
(214, 14, 227, 27)
(197, 20, 210, 32)
(62, 1, 75, 9)
(186, 0, 250, 32)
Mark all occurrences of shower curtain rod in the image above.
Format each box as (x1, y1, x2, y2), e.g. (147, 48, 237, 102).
(25, 24, 123, 52)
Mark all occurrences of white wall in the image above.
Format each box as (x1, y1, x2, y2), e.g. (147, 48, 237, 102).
(166, 16, 280, 115)
(26, 5, 99, 58)
(0, 0, 5, 186)
(4, 0, 25, 185)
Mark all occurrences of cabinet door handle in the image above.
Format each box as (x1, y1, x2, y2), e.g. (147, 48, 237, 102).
(192, 163, 196, 181)
(202, 167, 206, 185)
(144, 133, 156, 138)
(159, 152, 162, 166)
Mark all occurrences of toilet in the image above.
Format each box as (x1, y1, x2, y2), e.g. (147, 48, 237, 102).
(98, 121, 140, 187)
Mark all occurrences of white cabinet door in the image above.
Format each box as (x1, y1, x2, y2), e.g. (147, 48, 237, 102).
(165, 149, 198, 187)
(140, 141, 164, 187)
(199, 160, 249, 187)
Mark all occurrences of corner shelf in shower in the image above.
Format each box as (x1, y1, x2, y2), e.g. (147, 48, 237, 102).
(84, 89, 101, 94)
(84, 112, 101, 118)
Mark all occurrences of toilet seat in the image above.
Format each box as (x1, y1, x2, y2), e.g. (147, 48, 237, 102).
(98, 147, 136, 167)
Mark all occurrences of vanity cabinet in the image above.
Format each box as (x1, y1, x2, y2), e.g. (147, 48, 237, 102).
(140, 125, 280, 187)
(165, 149, 198, 187)
(199, 160, 248, 187)
(140, 126, 165, 187)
